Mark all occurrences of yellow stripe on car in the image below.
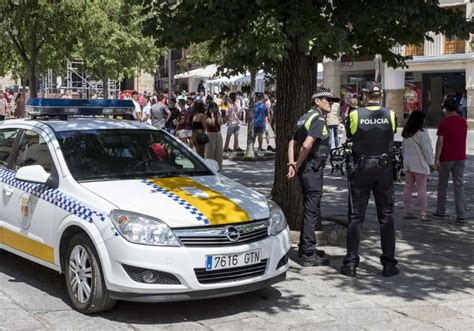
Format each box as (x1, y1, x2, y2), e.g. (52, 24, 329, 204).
(0, 227, 54, 264)
(149, 177, 251, 225)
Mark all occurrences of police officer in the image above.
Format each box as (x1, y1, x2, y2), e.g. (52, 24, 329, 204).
(340, 82, 399, 278)
(287, 90, 339, 267)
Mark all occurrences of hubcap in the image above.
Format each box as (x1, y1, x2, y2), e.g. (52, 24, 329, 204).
(68, 246, 93, 304)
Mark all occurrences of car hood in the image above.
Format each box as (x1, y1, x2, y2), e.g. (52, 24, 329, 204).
(80, 175, 270, 228)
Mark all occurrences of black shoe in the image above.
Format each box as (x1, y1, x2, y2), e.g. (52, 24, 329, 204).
(301, 254, 329, 267)
(267, 146, 274, 151)
(382, 264, 400, 277)
(224, 148, 233, 153)
(298, 249, 325, 258)
(432, 212, 445, 219)
(340, 264, 357, 278)
(456, 218, 465, 224)
(235, 147, 244, 152)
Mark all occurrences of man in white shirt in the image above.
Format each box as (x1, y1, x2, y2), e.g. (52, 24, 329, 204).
(131, 91, 142, 121)
(0, 90, 6, 121)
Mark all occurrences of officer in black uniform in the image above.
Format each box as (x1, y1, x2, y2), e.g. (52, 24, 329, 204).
(340, 82, 399, 278)
(287, 90, 339, 267)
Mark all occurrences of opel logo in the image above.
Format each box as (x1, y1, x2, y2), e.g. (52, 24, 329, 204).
(225, 226, 240, 242)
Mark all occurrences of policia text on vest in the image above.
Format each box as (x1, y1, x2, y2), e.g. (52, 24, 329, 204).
(287, 90, 339, 267)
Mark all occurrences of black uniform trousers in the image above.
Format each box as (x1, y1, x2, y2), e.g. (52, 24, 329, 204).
(343, 160, 398, 267)
(297, 158, 324, 257)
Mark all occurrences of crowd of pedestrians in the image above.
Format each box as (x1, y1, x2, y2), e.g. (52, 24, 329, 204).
(123, 89, 276, 170)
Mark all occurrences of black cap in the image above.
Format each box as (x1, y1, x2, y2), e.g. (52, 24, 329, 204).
(311, 90, 340, 102)
(363, 81, 382, 96)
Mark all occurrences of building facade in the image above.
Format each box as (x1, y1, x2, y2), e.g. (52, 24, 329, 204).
(323, 0, 473, 128)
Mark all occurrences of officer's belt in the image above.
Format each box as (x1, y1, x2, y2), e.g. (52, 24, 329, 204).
(353, 153, 391, 160)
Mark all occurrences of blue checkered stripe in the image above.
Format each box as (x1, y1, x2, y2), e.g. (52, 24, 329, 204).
(0, 168, 105, 224)
(142, 179, 209, 225)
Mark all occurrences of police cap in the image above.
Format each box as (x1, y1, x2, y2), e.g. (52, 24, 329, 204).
(363, 81, 383, 96)
(311, 89, 340, 102)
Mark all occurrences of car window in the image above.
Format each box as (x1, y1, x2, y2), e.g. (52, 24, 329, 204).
(15, 130, 55, 173)
(56, 129, 212, 181)
(0, 128, 19, 168)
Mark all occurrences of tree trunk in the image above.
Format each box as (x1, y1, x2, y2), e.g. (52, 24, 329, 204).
(28, 62, 38, 98)
(22, 73, 27, 99)
(271, 47, 318, 230)
(102, 75, 109, 99)
(245, 68, 257, 158)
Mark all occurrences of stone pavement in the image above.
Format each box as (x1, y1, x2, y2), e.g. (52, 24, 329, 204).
(1, 159, 473, 330)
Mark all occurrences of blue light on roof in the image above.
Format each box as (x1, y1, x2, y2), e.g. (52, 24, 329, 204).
(26, 98, 135, 117)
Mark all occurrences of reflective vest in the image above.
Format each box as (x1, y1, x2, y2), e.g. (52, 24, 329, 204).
(348, 105, 396, 155)
(293, 108, 329, 156)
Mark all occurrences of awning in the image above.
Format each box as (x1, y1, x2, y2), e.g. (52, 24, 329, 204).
(206, 75, 243, 86)
(174, 65, 218, 79)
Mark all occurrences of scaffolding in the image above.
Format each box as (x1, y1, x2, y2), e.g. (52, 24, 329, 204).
(64, 60, 120, 98)
(40, 69, 54, 95)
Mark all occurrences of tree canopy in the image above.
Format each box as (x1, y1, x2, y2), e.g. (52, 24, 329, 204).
(77, 0, 160, 98)
(0, 0, 159, 98)
(0, 0, 81, 96)
(143, 0, 473, 229)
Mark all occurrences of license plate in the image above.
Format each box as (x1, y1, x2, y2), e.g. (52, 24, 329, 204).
(205, 249, 262, 271)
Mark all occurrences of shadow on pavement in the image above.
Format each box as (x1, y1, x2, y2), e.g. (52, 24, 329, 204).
(0, 249, 307, 325)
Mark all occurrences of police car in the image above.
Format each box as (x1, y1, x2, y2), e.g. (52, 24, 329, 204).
(0, 99, 290, 313)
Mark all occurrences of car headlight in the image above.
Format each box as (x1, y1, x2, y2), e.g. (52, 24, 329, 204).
(110, 210, 181, 246)
(268, 200, 288, 236)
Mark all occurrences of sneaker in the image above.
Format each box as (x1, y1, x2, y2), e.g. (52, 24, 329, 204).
(340, 264, 357, 278)
(403, 213, 417, 220)
(432, 213, 445, 219)
(382, 264, 400, 277)
(235, 147, 244, 152)
(301, 254, 329, 267)
(420, 215, 431, 222)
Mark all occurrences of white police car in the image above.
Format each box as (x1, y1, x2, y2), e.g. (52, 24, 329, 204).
(0, 99, 290, 313)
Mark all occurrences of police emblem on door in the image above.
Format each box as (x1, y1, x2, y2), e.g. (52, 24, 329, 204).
(19, 193, 31, 230)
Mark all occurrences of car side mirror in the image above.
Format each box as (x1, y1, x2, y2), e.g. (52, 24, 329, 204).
(15, 165, 58, 188)
(205, 159, 220, 172)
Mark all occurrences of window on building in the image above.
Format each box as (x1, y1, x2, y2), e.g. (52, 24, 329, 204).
(445, 36, 465, 54)
(405, 44, 424, 56)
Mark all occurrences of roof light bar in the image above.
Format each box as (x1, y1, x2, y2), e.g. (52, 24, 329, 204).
(26, 98, 135, 117)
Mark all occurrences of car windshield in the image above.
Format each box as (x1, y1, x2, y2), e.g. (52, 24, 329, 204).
(56, 129, 212, 181)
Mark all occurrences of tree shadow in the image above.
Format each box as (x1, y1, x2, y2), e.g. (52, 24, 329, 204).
(226, 157, 474, 304)
(0, 249, 308, 325)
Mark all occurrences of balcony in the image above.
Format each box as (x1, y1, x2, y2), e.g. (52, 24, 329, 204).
(405, 44, 424, 56)
(444, 36, 466, 54)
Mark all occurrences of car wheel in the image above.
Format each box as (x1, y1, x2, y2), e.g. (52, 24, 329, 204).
(64, 233, 116, 313)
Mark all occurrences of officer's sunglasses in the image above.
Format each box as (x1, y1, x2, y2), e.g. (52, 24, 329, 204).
(317, 97, 333, 103)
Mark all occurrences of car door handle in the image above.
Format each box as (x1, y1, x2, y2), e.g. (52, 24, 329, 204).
(3, 186, 14, 196)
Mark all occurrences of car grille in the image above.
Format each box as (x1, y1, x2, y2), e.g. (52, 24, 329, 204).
(194, 259, 268, 284)
(174, 219, 269, 247)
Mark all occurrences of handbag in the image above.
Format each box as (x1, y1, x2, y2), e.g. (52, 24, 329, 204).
(196, 132, 209, 145)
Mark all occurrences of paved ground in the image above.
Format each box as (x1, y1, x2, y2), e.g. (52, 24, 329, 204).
(1, 144, 473, 330)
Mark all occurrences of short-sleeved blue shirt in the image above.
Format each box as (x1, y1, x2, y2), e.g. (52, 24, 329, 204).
(253, 102, 267, 128)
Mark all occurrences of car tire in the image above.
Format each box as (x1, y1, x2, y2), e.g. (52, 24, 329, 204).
(64, 233, 116, 314)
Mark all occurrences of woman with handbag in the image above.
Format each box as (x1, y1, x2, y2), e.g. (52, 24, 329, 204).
(205, 102, 223, 169)
(402, 111, 434, 222)
(191, 100, 208, 157)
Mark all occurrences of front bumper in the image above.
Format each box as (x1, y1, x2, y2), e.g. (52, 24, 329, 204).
(99, 228, 291, 302)
(109, 272, 286, 302)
